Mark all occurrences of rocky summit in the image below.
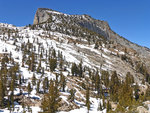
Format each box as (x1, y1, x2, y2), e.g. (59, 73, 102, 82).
(0, 8, 149, 113)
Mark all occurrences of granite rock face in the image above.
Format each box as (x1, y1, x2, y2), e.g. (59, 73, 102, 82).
(33, 8, 150, 59)
(33, 8, 51, 24)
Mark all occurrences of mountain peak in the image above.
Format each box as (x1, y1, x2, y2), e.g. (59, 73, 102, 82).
(33, 8, 66, 24)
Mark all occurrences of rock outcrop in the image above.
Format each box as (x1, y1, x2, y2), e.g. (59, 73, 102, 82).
(33, 8, 150, 71)
(33, 8, 51, 24)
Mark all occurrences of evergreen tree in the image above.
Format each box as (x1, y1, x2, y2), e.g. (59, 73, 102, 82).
(59, 60, 63, 70)
(95, 72, 100, 94)
(49, 58, 57, 72)
(78, 60, 83, 77)
(106, 100, 111, 112)
(60, 74, 66, 92)
(37, 59, 42, 73)
(29, 52, 36, 72)
(68, 89, 76, 102)
(102, 95, 106, 109)
(110, 71, 120, 102)
(118, 73, 134, 107)
(32, 73, 36, 86)
(36, 80, 41, 93)
(41, 80, 61, 113)
(134, 84, 139, 101)
(52, 49, 56, 58)
(43, 77, 49, 93)
(27, 82, 32, 96)
(0, 79, 4, 107)
(71, 63, 78, 76)
(98, 101, 102, 111)
(101, 70, 109, 88)
(86, 87, 90, 113)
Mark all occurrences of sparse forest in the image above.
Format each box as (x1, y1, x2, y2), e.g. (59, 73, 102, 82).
(0, 8, 149, 113)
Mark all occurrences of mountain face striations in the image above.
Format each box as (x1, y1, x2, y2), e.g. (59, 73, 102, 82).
(33, 8, 150, 57)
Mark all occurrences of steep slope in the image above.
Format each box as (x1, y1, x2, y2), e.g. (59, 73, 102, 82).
(33, 8, 150, 62)
(0, 8, 149, 113)
(0, 22, 109, 113)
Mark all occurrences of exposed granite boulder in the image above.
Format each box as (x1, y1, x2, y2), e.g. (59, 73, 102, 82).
(33, 8, 51, 24)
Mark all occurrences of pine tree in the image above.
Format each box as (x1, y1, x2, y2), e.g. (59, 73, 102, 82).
(10, 79, 15, 94)
(95, 72, 100, 94)
(68, 89, 76, 102)
(27, 82, 32, 96)
(0, 79, 4, 107)
(102, 95, 106, 109)
(118, 73, 134, 107)
(60, 74, 66, 92)
(106, 100, 111, 112)
(37, 59, 42, 73)
(52, 49, 56, 58)
(30, 52, 36, 72)
(86, 87, 90, 113)
(110, 71, 120, 102)
(43, 77, 49, 93)
(134, 84, 139, 101)
(59, 60, 63, 70)
(41, 80, 61, 113)
(78, 60, 83, 77)
(32, 73, 36, 86)
(36, 80, 41, 93)
(49, 58, 57, 72)
(71, 63, 78, 76)
(101, 70, 110, 88)
(98, 101, 102, 111)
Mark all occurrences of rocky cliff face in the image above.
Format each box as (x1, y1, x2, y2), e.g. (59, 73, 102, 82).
(33, 8, 150, 71)
(33, 8, 51, 24)
(33, 8, 150, 56)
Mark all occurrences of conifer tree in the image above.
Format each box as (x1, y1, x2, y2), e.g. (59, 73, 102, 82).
(102, 95, 106, 109)
(42, 77, 49, 93)
(68, 89, 76, 102)
(101, 70, 109, 88)
(110, 71, 120, 102)
(37, 59, 42, 73)
(98, 101, 102, 111)
(52, 49, 56, 58)
(60, 74, 66, 92)
(0, 79, 4, 107)
(78, 60, 83, 77)
(36, 80, 41, 93)
(32, 73, 36, 86)
(49, 58, 57, 72)
(86, 87, 90, 113)
(27, 82, 32, 96)
(41, 80, 61, 113)
(59, 60, 63, 70)
(106, 100, 111, 112)
(95, 72, 100, 94)
(71, 63, 78, 76)
(30, 52, 36, 72)
(118, 73, 134, 107)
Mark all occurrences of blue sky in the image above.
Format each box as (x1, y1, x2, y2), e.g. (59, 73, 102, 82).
(0, 0, 150, 48)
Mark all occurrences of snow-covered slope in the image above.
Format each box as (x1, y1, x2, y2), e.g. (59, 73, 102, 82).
(0, 23, 109, 113)
(0, 9, 150, 113)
